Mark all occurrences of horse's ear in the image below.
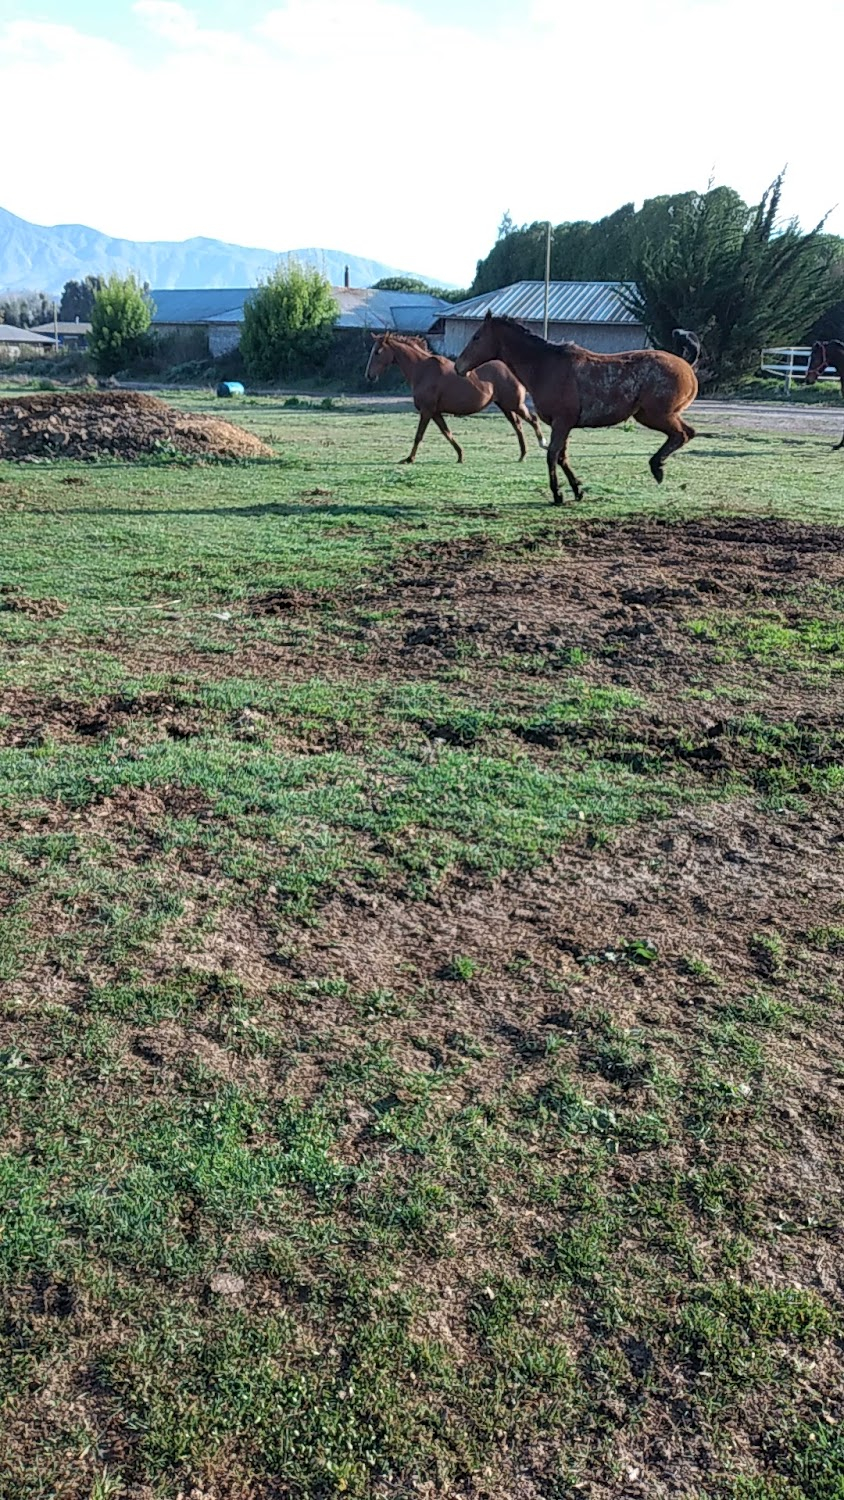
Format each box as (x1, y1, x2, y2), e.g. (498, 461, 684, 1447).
(370, 331, 379, 341)
(484, 310, 492, 322)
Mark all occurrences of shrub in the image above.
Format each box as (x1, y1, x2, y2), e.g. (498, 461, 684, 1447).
(240, 260, 337, 382)
(89, 274, 154, 378)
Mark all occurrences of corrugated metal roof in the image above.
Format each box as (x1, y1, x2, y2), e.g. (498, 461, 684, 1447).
(0, 325, 55, 343)
(32, 322, 92, 335)
(333, 288, 449, 331)
(200, 287, 449, 333)
(441, 281, 640, 326)
(150, 289, 253, 324)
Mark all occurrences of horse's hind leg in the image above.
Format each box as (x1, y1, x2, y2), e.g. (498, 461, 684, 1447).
(834, 425, 844, 451)
(548, 422, 582, 504)
(432, 412, 464, 463)
(400, 411, 431, 464)
(497, 406, 527, 461)
(518, 401, 547, 450)
(634, 412, 694, 484)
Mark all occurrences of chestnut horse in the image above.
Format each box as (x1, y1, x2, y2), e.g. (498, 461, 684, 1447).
(805, 340, 844, 450)
(455, 313, 698, 504)
(365, 332, 546, 464)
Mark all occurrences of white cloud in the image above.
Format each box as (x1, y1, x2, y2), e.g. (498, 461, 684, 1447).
(132, 2, 258, 60)
(0, 0, 840, 284)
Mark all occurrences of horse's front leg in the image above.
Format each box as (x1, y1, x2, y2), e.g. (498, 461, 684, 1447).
(431, 412, 464, 463)
(401, 411, 431, 463)
(498, 406, 527, 460)
(547, 422, 582, 504)
(834, 425, 844, 451)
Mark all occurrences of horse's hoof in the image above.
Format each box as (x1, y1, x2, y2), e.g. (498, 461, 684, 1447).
(651, 467, 664, 485)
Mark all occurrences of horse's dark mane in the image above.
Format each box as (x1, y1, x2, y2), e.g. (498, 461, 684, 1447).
(488, 316, 574, 352)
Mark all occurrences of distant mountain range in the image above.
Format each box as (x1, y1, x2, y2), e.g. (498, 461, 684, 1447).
(0, 207, 447, 294)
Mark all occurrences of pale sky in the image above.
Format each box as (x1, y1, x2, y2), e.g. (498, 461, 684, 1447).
(1, 0, 839, 285)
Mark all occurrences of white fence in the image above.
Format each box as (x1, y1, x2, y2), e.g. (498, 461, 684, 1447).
(760, 346, 837, 393)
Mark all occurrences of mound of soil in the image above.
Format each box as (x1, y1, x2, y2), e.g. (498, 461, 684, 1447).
(0, 391, 272, 463)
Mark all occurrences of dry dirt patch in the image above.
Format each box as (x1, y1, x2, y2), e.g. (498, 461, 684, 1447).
(357, 516, 844, 692)
(290, 798, 844, 1009)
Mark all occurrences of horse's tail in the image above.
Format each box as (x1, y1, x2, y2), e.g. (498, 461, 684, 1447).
(672, 328, 701, 370)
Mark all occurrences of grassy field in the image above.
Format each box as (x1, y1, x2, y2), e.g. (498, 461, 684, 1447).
(1, 392, 843, 1499)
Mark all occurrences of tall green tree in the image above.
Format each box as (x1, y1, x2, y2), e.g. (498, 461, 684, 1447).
(372, 277, 433, 293)
(371, 277, 468, 304)
(622, 174, 837, 386)
(240, 260, 337, 381)
(60, 275, 105, 322)
(805, 235, 844, 341)
(89, 274, 153, 377)
(471, 189, 748, 293)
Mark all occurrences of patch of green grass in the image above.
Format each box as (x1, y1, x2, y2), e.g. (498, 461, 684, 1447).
(442, 955, 478, 982)
(680, 954, 721, 985)
(2, 402, 844, 1496)
(750, 930, 787, 981)
(676, 1282, 836, 1408)
(771, 1418, 844, 1497)
(687, 614, 844, 674)
(806, 924, 844, 955)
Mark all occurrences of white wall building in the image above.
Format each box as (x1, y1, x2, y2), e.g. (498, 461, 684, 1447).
(433, 281, 647, 359)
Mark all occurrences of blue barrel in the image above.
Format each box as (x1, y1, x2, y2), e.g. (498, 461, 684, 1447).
(216, 381, 245, 398)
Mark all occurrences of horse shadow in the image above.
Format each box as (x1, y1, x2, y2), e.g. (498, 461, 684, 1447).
(49, 499, 427, 521)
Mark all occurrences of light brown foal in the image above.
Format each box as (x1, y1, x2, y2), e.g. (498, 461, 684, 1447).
(365, 332, 546, 463)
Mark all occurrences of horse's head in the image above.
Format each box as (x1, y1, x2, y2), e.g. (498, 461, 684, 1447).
(805, 340, 828, 385)
(365, 332, 393, 382)
(454, 311, 499, 375)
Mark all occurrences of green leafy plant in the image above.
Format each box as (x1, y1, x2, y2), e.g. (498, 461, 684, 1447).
(89, 273, 154, 377)
(240, 259, 337, 381)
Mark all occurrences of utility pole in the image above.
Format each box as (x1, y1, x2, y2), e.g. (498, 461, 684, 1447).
(53, 300, 59, 352)
(542, 220, 552, 340)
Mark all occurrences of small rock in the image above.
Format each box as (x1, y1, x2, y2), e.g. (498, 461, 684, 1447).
(208, 1271, 245, 1297)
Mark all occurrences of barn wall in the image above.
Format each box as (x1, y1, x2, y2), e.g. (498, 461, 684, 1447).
(442, 319, 648, 359)
(208, 324, 242, 358)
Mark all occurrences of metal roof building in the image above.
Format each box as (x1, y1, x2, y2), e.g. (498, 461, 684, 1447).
(149, 285, 450, 357)
(31, 321, 92, 348)
(433, 281, 647, 358)
(150, 289, 252, 327)
(0, 324, 55, 358)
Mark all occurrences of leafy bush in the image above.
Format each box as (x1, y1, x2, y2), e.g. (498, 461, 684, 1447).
(240, 260, 337, 381)
(89, 274, 154, 378)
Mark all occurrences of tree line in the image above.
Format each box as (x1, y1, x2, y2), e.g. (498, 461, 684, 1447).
(0, 275, 107, 330)
(4, 173, 842, 386)
(472, 174, 844, 386)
